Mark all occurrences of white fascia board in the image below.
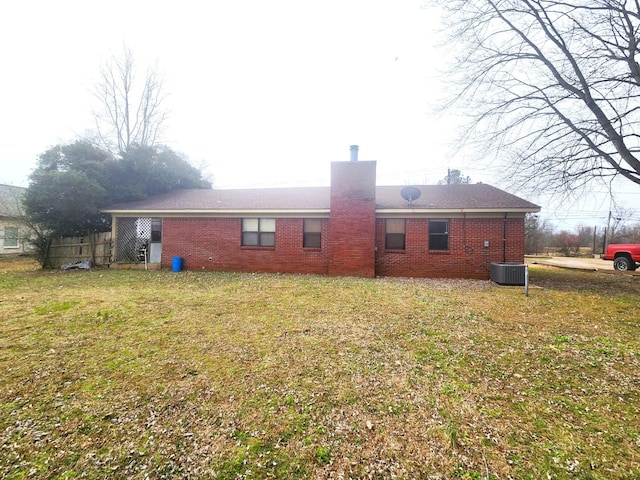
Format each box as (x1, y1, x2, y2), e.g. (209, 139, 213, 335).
(103, 209, 330, 218)
(375, 207, 540, 217)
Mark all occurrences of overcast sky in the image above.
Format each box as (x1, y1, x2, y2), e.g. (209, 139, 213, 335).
(1, 0, 638, 229)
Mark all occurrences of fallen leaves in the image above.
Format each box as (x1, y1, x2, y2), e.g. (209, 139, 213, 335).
(0, 259, 639, 478)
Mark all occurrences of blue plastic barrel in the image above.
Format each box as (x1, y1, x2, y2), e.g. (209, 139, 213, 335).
(171, 256, 183, 272)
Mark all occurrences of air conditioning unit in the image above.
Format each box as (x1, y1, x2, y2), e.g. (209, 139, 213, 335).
(491, 262, 526, 286)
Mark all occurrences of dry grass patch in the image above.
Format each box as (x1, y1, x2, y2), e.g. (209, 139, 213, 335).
(1, 258, 639, 479)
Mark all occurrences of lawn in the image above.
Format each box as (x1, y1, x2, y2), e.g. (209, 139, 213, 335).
(1, 257, 639, 479)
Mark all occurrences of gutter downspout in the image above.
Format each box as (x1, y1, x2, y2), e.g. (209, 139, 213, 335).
(503, 213, 507, 263)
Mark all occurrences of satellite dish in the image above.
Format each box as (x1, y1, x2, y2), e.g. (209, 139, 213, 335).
(400, 186, 421, 204)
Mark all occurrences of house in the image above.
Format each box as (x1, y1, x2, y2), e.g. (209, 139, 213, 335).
(102, 153, 540, 279)
(0, 184, 32, 255)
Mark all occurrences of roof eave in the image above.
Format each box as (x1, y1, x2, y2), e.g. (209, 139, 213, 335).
(102, 208, 331, 217)
(376, 207, 541, 214)
(103, 206, 541, 217)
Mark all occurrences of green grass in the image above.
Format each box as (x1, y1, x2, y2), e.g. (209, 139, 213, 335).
(1, 257, 639, 479)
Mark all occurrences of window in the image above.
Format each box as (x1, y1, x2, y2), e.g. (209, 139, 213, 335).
(4, 226, 18, 248)
(242, 218, 276, 247)
(303, 219, 322, 248)
(429, 219, 449, 250)
(385, 219, 405, 250)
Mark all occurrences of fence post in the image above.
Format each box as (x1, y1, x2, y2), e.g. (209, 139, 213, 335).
(90, 234, 96, 265)
(43, 237, 52, 268)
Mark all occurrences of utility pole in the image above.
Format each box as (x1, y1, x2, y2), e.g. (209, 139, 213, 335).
(604, 211, 612, 251)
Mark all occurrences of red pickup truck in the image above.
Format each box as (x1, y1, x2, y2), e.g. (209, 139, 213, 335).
(602, 244, 640, 271)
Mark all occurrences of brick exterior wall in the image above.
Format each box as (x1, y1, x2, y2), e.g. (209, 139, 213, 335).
(161, 217, 330, 274)
(327, 161, 377, 277)
(146, 160, 529, 279)
(159, 214, 525, 279)
(375, 216, 526, 279)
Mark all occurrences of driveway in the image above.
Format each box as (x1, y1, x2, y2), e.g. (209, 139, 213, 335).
(526, 256, 615, 271)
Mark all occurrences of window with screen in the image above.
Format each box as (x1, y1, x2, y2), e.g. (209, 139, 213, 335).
(428, 219, 449, 251)
(303, 219, 322, 248)
(385, 219, 405, 250)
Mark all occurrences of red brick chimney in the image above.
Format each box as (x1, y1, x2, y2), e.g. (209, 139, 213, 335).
(328, 146, 377, 277)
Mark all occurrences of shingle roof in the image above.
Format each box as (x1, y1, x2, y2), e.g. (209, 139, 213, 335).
(102, 184, 539, 214)
(0, 184, 26, 218)
(103, 187, 330, 212)
(376, 184, 540, 210)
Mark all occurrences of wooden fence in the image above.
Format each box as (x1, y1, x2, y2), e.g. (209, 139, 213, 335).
(46, 232, 112, 268)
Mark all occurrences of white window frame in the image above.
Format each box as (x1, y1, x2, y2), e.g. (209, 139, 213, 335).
(428, 219, 449, 251)
(242, 218, 276, 247)
(303, 219, 322, 248)
(385, 219, 406, 250)
(4, 226, 19, 248)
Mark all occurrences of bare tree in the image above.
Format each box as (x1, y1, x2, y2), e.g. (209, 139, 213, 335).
(613, 221, 640, 242)
(608, 205, 636, 241)
(437, 168, 471, 185)
(432, 0, 640, 194)
(93, 45, 168, 155)
(556, 230, 582, 256)
(525, 213, 554, 254)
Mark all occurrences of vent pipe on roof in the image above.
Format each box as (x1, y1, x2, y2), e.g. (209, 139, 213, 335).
(350, 145, 359, 162)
